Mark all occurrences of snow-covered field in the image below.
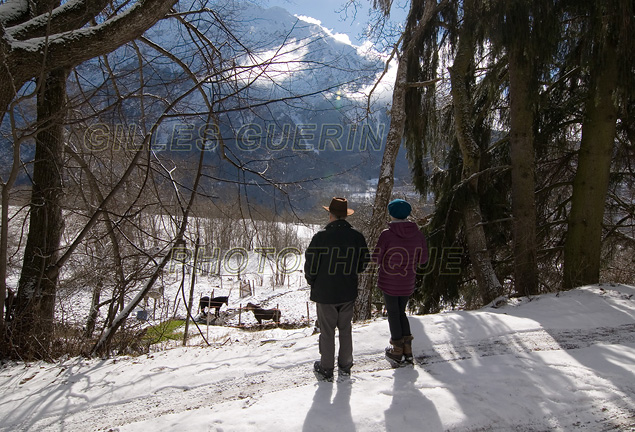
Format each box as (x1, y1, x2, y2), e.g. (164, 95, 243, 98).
(1, 283, 634, 431)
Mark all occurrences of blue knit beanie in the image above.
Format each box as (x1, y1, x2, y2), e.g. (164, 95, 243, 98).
(388, 199, 411, 219)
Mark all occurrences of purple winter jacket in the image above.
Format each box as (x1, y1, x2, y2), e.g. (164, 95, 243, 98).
(373, 221, 428, 296)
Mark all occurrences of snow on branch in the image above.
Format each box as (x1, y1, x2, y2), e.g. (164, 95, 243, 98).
(7, 0, 110, 41)
(6, 0, 177, 71)
(0, 0, 29, 26)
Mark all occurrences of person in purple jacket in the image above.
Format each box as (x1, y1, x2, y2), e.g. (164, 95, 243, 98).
(374, 199, 428, 365)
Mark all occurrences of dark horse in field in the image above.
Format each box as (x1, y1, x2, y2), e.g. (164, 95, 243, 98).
(245, 302, 281, 325)
(199, 296, 229, 317)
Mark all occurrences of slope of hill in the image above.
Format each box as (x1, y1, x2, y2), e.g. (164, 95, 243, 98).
(1, 284, 633, 431)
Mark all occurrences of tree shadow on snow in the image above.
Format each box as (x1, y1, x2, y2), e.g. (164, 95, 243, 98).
(507, 286, 635, 426)
(418, 295, 635, 430)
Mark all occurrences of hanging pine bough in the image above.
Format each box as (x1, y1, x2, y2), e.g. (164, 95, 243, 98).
(447, 0, 503, 306)
(401, 0, 508, 310)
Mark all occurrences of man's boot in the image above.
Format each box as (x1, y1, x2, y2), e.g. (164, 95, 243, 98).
(313, 361, 334, 381)
(403, 335, 414, 364)
(385, 338, 404, 366)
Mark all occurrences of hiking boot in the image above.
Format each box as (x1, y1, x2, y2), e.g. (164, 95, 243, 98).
(403, 335, 414, 363)
(385, 338, 404, 364)
(314, 361, 334, 381)
(338, 363, 353, 376)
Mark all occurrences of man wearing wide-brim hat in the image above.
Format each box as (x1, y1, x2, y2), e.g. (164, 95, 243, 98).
(304, 197, 369, 381)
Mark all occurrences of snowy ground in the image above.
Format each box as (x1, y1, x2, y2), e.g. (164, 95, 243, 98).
(1, 283, 634, 431)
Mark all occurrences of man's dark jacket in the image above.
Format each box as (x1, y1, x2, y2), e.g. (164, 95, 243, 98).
(304, 219, 369, 304)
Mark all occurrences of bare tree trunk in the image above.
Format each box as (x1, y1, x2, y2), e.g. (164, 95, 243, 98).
(183, 237, 200, 346)
(13, 67, 68, 358)
(508, 51, 539, 297)
(0, 23, 17, 126)
(448, 0, 502, 305)
(0, 116, 23, 330)
(1, 186, 12, 331)
(353, 49, 409, 321)
(84, 282, 102, 339)
(564, 43, 619, 290)
(2, 0, 176, 358)
(354, 0, 447, 320)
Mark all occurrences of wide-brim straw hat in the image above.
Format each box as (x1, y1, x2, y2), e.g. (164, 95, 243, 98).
(322, 197, 354, 217)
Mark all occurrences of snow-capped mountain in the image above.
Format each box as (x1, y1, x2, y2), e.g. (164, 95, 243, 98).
(71, 1, 411, 212)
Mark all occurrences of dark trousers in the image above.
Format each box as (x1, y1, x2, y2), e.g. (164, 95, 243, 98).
(383, 294, 411, 340)
(316, 301, 355, 370)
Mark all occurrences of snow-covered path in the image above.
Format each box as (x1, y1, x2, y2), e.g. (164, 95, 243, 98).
(1, 285, 634, 431)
